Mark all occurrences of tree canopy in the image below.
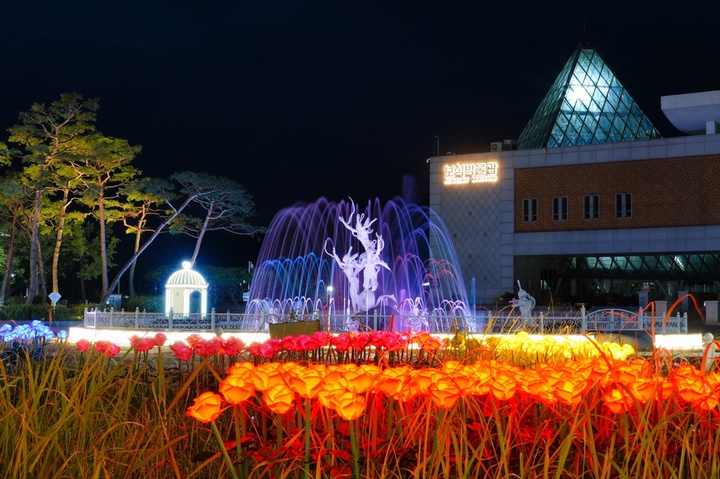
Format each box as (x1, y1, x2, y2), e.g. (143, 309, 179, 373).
(0, 93, 264, 305)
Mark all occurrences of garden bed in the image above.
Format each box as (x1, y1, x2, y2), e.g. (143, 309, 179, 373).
(2, 322, 720, 478)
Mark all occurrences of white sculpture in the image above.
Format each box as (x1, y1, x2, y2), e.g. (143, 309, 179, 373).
(326, 201, 396, 314)
(510, 280, 536, 320)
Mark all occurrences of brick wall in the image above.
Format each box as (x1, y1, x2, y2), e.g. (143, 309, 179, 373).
(515, 154, 720, 232)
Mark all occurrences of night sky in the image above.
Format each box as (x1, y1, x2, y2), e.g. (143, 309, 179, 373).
(2, 1, 719, 271)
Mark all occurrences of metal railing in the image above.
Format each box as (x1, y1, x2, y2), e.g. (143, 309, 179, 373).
(84, 308, 262, 332)
(83, 308, 476, 333)
(83, 306, 688, 335)
(487, 308, 688, 335)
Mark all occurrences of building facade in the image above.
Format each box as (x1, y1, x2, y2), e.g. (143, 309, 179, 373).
(428, 41, 720, 308)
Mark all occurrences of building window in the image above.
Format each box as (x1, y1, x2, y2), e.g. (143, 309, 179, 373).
(552, 196, 568, 221)
(616, 193, 632, 218)
(522, 198, 537, 222)
(583, 194, 599, 220)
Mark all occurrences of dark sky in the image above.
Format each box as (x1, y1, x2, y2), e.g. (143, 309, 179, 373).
(2, 1, 719, 270)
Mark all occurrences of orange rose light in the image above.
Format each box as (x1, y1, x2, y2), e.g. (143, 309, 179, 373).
(317, 381, 348, 410)
(263, 382, 295, 415)
(602, 387, 633, 414)
(373, 366, 411, 397)
(462, 364, 492, 396)
(552, 378, 587, 406)
(520, 373, 557, 406)
(285, 366, 324, 399)
(344, 364, 380, 394)
(427, 373, 462, 409)
(675, 366, 719, 411)
(407, 369, 436, 397)
(219, 375, 255, 405)
(249, 362, 283, 391)
(186, 392, 224, 423)
(328, 390, 366, 421)
(489, 372, 517, 401)
(625, 377, 657, 404)
(226, 361, 254, 376)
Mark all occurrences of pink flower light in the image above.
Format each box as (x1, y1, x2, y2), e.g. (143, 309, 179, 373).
(105, 343, 121, 357)
(170, 341, 193, 361)
(153, 333, 167, 347)
(134, 338, 155, 352)
(76, 338, 91, 352)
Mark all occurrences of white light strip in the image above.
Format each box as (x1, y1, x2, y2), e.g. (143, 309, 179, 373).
(654, 333, 705, 351)
(67, 328, 595, 349)
(67, 327, 270, 347)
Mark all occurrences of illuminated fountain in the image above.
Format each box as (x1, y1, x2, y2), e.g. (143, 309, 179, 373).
(246, 197, 473, 332)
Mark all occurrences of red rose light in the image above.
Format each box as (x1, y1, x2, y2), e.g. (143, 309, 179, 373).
(153, 333, 167, 347)
(76, 338, 91, 352)
(105, 343, 121, 357)
(170, 341, 192, 361)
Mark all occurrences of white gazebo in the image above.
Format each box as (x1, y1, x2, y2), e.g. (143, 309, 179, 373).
(165, 261, 208, 315)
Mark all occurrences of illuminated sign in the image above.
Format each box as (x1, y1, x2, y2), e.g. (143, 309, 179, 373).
(443, 161, 499, 185)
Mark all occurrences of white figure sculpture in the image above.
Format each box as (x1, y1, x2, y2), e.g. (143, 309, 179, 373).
(510, 280, 536, 320)
(327, 201, 396, 314)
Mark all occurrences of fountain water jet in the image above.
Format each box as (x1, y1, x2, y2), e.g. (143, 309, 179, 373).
(246, 197, 473, 332)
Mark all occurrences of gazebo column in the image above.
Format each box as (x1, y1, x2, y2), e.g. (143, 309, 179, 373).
(165, 288, 172, 314)
(183, 289, 191, 315)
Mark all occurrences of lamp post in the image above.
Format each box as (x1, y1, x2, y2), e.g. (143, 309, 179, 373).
(48, 292, 61, 325)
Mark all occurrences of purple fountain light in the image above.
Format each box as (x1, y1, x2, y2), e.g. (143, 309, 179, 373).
(246, 197, 473, 332)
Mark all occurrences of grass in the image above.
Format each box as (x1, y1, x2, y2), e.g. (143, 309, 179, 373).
(0, 326, 719, 478)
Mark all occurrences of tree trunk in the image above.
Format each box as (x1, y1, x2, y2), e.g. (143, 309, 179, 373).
(26, 164, 45, 304)
(98, 187, 109, 299)
(0, 218, 17, 306)
(101, 193, 199, 304)
(37, 235, 47, 302)
(128, 226, 143, 297)
(190, 202, 214, 266)
(51, 189, 71, 294)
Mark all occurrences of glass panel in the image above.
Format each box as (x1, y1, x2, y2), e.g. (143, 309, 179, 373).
(518, 44, 661, 149)
(579, 124, 594, 144)
(592, 87, 607, 106)
(627, 115, 640, 134)
(598, 113, 612, 134)
(606, 86, 620, 105)
(611, 116, 627, 134)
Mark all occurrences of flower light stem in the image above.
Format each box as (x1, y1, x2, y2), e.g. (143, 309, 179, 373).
(385, 397, 394, 442)
(304, 398, 311, 479)
(211, 421, 239, 479)
(276, 413, 283, 448)
(156, 346, 166, 411)
(348, 419, 360, 479)
(233, 405, 247, 479)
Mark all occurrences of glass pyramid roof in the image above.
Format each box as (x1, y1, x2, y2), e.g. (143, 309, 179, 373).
(517, 40, 661, 149)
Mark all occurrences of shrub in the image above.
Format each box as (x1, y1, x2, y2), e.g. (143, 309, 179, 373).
(0, 303, 75, 322)
(122, 294, 164, 312)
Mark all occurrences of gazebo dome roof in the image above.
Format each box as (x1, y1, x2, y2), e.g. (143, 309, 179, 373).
(166, 262, 207, 288)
